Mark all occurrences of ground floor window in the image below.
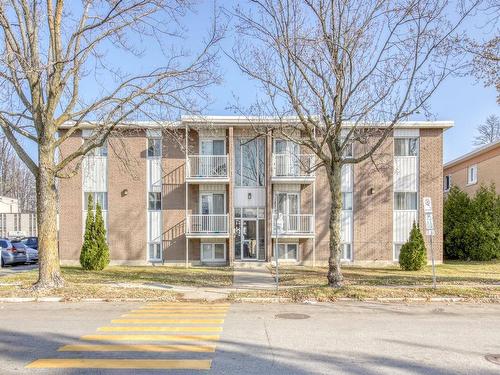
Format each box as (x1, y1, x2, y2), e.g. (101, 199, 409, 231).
(341, 243, 352, 261)
(274, 242, 298, 260)
(393, 243, 403, 261)
(148, 242, 162, 261)
(201, 243, 226, 262)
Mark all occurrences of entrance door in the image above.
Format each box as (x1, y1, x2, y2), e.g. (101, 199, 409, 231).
(242, 219, 258, 260)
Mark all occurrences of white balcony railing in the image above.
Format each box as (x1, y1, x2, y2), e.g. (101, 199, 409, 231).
(272, 154, 315, 178)
(272, 214, 314, 235)
(187, 155, 228, 179)
(187, 214, 229, 235)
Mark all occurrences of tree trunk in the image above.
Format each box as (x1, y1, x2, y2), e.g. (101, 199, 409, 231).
(33, 151, 64, 290)
(327, 162, 343, 287)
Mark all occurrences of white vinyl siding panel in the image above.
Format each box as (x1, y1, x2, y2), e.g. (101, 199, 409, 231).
(393, 211, 418, 243)
(341, 165, 353, 192)
(82, 157, 107, 192)
(148, 158, 162, 192)
(148, 211, 162, 243)
(340, 210, 353, 243)
(394, 157, 418, 192)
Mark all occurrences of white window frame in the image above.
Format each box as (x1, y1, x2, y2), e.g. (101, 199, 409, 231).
(275, 242, 299, 260)
(393, 192, 418, 211)
(393, 243, 403, 261)
(234, 137, 266, 187)
(199, 138, 226, 155)
(273, 192, 300, 215)
(341, 243, 352, 261)
(199, 191, 226, 215)
(148, 192, 162, 211)
(147, 138, 162, 158)
(148, 242, 162, 262)
(394, 137, 419, 157)
(201, 242, 226, 262)
(467, 165, 477, 185)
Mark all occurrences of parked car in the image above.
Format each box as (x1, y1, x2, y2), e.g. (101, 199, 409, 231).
(20, 237, 38, 250)
(0, 239, 27, 267)
(12, 242, 38, 264)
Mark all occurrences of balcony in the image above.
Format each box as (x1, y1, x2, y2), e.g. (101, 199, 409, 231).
(271, 214, 315, 238)
(186, 214, 229, 238)
(186, 155, 229, 183)
(271, 154, 315, 184)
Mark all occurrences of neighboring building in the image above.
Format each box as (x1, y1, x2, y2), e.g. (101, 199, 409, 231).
(58, 117, 451, 266)
(0, 196, 37, 238)
(0, 196, 19, 214)
(443, 140, 500, 196)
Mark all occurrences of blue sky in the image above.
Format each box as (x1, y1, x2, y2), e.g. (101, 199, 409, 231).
(20, 1, 499, 164)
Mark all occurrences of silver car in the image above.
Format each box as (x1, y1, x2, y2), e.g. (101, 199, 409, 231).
(0, 239, 27, 267)
(12, 242, 38, 263)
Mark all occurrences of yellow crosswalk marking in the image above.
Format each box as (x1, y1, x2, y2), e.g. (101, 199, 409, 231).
(112, 318, 224, 324)
(97, 326, 222, 332)
(134, 309, 229, 313)
(145, 303, 229, 307)
(26, 359, 212, 370)
(58, 344, 216, 352)
(81, 334, 220, 341)
(121, 313, 226, 318)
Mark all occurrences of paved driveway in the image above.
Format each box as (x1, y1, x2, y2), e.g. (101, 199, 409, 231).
(0, 301, 498, 374)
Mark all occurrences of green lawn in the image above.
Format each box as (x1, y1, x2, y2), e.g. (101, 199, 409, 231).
(273, 261, 500, 287)
(0, 265, 233, 300)
(231, 261, 500, 302)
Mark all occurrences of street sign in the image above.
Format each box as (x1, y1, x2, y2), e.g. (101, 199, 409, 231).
(422, 197, 437, 289)
(422, 197, 433, 213)
(424, 212, 435, 236)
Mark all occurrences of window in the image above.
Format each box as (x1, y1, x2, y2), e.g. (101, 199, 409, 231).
(394, 138, 418, 156)
(394, 243, 403, 261)
(342, 192, 353, 210)
(467, 165, 477, 185)
(201, 139, 225, 155)
(394, 192, 417, 210)
(275, 243, 298, 260)
(200, 193, 225, 214)
(235, 138, 265, 186)
(148, 192, 162, 210)
(84, 192, 108, 210)
(343, 143, 353, 158)
(341, 243, 352, 261)
(147, 138, 162, 157)
(444, 175, 452, 191)
(148, 243, 162, 261)
(201, 243, 226, 262)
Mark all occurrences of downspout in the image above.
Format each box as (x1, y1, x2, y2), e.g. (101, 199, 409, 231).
(185, 123, 189, 268)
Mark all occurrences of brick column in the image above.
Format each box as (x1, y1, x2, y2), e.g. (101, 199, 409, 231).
(228, 126, 235, 266)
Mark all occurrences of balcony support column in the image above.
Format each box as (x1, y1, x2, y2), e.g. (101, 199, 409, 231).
(265, 130, 273, 262)
(228, 126, 234, 266)
(185, 124, 189, 268)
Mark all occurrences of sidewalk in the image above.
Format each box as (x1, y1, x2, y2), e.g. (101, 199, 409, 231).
(233, 265, 276, 291)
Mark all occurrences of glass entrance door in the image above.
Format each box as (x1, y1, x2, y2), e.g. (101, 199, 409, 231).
(242, 219, 257, 260)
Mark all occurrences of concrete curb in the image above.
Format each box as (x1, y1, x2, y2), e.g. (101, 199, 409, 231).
(0, 296, 497, 303)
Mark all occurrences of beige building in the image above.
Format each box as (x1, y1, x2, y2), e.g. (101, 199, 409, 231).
(58, 117, 451, 266)
(0, 196, 37, 239)
(443, 140, 500, 196)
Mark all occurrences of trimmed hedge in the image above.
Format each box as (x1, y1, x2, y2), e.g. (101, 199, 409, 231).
(444, 184, 500, 261)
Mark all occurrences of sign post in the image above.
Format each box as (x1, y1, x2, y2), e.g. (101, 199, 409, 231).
(423, 197, 437, 289)
(275, 213, 284, 293)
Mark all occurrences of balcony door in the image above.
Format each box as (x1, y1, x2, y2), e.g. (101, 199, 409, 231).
(275, 192, 299, 231)
(274, 140, 300, 176)
(200, 139, 225, 176)
(201, 193, 225, 215)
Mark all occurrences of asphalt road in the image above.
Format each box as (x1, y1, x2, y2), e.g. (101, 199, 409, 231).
(0, 301, 498, 374)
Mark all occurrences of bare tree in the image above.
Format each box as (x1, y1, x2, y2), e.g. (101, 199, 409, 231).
(474, 114, 500, 145)
(0, 1, 221, 289)
(0, 137, 36, 211)
(230, 0, 478, 286)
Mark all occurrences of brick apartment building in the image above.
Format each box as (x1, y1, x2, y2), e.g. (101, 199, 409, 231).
(58, 117, 451, 266)
(443, 139, 500, 196)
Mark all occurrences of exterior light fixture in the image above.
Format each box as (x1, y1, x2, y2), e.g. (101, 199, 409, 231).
(248, 193, 252, 200)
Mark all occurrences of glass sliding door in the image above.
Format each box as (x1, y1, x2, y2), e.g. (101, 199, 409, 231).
(275, 192, 300, 232)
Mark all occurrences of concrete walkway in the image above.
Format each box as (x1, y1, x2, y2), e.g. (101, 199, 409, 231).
(233, 265, 276, 290)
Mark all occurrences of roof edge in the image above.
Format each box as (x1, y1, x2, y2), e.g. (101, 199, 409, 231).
(444, 139, 500, 169)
